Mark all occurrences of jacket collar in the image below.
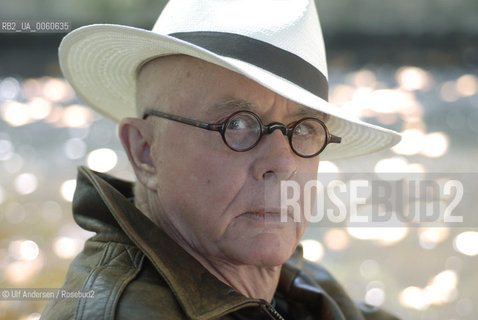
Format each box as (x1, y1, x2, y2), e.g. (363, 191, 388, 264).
(73, 166, 262, 319)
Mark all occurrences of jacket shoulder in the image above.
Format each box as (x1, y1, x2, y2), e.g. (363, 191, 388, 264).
(41, 239, 181, 320)
(115, 259, 186, 319)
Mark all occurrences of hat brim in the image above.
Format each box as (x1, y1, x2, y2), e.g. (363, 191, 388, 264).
(59, 24, 401, 160)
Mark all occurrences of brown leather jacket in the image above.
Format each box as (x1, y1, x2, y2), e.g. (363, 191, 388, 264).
(41, 167, 400, 320)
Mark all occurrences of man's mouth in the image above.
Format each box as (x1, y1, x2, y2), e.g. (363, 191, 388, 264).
(241, 209, 292, 224)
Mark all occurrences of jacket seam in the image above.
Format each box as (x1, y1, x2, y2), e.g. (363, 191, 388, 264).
(106, 248, 146, 320)
(73, 242, 145, 320)
(74, 242, 112, 320)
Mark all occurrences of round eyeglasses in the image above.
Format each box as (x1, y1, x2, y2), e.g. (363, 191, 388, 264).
(142, 109, 341, 158)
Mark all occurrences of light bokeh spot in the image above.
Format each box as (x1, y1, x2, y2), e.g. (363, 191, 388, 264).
(14, 173, 38, 195)
(301, 239, 324, 262)
(420, 132, 449, 158)
(454, 231, 478, 256)
(323, 229, 349, 251)
(396, 66, 432, 91)
(53, 236, 83, 259)
(60, 179, 77, 202)
(87, 148, 118, 172)
(365, 287, 385, 307)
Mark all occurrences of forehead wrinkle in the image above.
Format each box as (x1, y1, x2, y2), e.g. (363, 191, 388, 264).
(207, 99, 329, 124)
(207, 99, 257, 115)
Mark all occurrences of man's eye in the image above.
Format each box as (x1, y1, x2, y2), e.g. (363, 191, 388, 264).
(228, 118, 248, 130)
(294, 123, 314, 136)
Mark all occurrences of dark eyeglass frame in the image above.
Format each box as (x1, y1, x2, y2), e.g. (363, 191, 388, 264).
(142, 109, 342, 158)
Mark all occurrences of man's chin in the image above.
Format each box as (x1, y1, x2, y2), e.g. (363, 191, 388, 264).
(236, 232, 297, 267)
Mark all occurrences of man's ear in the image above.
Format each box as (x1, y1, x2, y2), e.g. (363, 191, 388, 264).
(119, 118, 158, 190)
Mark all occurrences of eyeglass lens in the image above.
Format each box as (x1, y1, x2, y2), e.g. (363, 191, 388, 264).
(291, 119, 327, 156)
(224, 112, 262, 151)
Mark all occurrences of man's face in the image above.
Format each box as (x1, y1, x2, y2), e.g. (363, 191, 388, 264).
(137, 56, 320, 267)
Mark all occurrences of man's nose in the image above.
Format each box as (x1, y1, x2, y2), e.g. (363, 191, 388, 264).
(251, 129, 297, 181)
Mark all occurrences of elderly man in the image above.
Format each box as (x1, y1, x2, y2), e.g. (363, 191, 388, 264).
(42, 0, 401, 319)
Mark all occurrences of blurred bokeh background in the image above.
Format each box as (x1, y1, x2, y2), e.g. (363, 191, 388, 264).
(1, 0, 477, 319)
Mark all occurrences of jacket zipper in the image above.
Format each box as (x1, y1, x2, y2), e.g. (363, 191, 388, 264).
(262, 302, 286, 320)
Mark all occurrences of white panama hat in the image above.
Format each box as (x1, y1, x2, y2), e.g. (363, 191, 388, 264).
(59, 0, 400, 160)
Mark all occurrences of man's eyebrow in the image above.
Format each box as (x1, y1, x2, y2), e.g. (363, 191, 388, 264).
(208, 99, 257, 114)
(294, 106, 328, 121)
